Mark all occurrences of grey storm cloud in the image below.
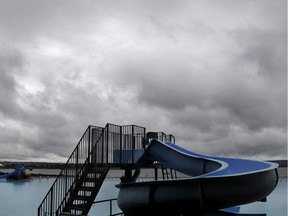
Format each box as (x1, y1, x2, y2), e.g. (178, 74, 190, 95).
(0, 46, 23, 116)
(0, 0, 286, 161)
(102, 27, 286, 131)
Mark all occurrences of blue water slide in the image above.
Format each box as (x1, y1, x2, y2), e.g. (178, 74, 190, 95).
(158, 141, 278, 178)
(117, 139, 279, 215)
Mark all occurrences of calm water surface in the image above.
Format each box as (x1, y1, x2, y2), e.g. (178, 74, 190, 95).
(0, 178, 286, 216)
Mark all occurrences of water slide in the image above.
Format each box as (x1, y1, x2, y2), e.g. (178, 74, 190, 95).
(0, 165, 26, 179)
(117, 139, 279, 215)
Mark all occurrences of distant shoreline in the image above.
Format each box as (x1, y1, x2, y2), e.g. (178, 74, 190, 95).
(0, 159, 287, 169)
(1, 159, 287, 179)
(1, 167, 287, 179)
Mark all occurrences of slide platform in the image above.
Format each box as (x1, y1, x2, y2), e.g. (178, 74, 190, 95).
(117, 139, 278, 215)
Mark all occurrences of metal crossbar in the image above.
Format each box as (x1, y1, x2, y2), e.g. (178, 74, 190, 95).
(93, 198, 123, 216)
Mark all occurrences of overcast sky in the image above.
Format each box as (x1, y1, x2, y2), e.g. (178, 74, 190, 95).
(0, 0, 286, 162)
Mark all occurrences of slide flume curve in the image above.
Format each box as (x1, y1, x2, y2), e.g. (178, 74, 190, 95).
(117, 139, 278, 215)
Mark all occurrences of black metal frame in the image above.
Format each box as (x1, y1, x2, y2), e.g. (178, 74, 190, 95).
(38, 123, 174, 216)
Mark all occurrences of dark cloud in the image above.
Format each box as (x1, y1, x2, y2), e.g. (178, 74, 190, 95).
(99, 25, 286, 158)
(102, 28, 286, 133)
(0, 0, 286, 161)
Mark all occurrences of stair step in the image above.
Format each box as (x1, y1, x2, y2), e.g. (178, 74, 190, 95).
(87, 168, 105, 174)
(83, 177, 98, 182)
(70, 204, 85, 211)
(78, 186, 94, 191)
(72, 195, 90, 201)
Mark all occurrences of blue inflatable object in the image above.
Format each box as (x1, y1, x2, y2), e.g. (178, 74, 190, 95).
(0, 165, 27, 179)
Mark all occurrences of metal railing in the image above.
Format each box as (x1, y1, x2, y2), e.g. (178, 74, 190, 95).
(157, 132, 175, 143)
(38, 124, 147, 216)
(38, 125, 104, 216)
(101, 124, 146, 165)
(93, 198, 123, 216)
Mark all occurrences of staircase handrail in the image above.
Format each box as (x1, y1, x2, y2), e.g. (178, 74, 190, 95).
(56, 125, 111, 214)
(38, 125, 104, 216)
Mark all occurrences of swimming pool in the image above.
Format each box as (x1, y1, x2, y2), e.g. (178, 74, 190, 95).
(0, 177, 286, 216)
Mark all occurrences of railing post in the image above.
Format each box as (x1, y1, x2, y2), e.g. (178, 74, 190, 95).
(88, 126, 91, 167)
(132, 125, 135, 164)
(50, 187, 54, 216)
(143, 127, 146, 150)
(110, 199, 112, 215)
(106, 125, 109, 164)
(102, 128, 105, 164)
(120, 126, 122, 165)
(76, 146, 79, 177)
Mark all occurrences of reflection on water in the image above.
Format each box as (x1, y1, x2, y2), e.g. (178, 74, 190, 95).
(0, 178, 286, 216)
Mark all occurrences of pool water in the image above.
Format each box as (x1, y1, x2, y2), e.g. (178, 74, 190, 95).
(0, 178, 286, 216)
(240, 179, 287, 215)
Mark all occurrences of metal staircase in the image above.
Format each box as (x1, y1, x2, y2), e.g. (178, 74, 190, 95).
(63, 165, 110, 215)
(38, 124, 147, 216)
(38, 123, 175, 216)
